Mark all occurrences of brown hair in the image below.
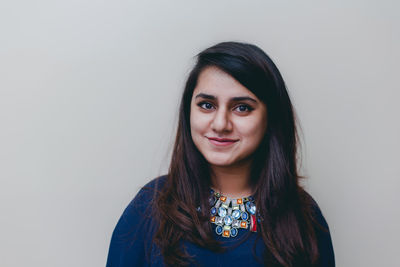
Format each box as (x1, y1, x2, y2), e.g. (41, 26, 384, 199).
(154, 41, 320, 266)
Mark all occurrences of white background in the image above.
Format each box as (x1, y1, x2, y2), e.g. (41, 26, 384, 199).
(1, 1, 399, 266)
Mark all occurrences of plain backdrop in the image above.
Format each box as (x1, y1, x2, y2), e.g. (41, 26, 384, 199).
(1, 1, 399, 266)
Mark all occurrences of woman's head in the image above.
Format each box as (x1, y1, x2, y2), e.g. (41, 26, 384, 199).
(179, 41, 298, 180)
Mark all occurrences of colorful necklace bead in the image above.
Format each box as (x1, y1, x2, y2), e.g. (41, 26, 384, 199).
(209, 189, 257, 238)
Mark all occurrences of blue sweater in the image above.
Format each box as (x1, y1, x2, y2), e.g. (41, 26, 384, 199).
(106, 175, 335, 266)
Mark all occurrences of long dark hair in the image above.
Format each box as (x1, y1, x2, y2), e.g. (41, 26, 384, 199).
(154, 41, 320, 266)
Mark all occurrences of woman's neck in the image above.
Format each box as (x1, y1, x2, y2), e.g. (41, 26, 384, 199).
(210, 160, 253, 198)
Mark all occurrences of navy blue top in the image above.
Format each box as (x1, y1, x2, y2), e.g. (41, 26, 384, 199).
(106, 175, 335, 266)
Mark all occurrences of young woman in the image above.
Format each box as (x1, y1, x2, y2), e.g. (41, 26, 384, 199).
(106, 42, 335, 266)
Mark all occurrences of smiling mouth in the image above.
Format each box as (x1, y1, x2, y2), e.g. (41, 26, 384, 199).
(207, 137, 239, 146)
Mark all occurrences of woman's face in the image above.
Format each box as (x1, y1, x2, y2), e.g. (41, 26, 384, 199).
(190, 66, 267, 169)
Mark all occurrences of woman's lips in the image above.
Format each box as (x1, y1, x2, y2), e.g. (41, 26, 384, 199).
(207, 137, 239, 147)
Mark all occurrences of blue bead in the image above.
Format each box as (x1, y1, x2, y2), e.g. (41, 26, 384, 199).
(209, 196, 216, 206)
(211, 207, 217, 216)
(224, 216, 233, 225)
(232, 209, 241, 219)
(246, 201, 256, 215)
(241, 211, 248, 220)
(230, 228, 238, 237)
(218, 207, 227, 217)
(215, 225, 223, 235)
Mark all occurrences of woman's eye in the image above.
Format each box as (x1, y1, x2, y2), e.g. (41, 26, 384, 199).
(234, 104, 253, 113)
(199, 102, 214, 110)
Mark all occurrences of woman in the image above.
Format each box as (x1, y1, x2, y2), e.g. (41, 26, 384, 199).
(106, 41, 335, 266)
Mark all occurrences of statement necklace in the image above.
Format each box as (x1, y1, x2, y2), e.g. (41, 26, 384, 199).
(209, 189, 257, 238)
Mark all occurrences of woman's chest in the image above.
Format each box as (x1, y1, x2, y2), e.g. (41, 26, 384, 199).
(180, 234, 266, 267)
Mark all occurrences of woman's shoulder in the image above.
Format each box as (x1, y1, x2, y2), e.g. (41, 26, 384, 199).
(300, 189, 330, 231)
(106, 175, 168, 267)
(111, 174, 168, 237)
(124, 174, 168, 215)
(142, 174, 168, 190)
(300, 189, 336, 266)
(132, 174, 168, 198)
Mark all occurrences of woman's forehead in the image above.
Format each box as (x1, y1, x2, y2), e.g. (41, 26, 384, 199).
(193, 66, 259, 101)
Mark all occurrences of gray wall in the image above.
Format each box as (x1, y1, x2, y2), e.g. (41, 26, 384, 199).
(1, 1, 399, 266)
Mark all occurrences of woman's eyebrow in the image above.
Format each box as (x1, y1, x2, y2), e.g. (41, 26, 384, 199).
(194, 93, 257, 103)
(231, 96, 257, 103)
(195, 93, 216, 100)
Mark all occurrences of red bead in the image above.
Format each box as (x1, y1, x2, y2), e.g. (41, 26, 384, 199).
(250, 215, 257, 232)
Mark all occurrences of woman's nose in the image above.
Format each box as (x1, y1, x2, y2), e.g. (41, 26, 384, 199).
(211, 107, 233, 133)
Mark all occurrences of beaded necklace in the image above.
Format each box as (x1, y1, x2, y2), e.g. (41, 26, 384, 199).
(208, 189, 257, 238)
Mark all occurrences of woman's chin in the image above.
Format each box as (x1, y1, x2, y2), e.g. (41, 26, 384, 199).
(206, 158, 232, 167)
(204, 154, 253, 169)
(204, 156, 235, 168)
